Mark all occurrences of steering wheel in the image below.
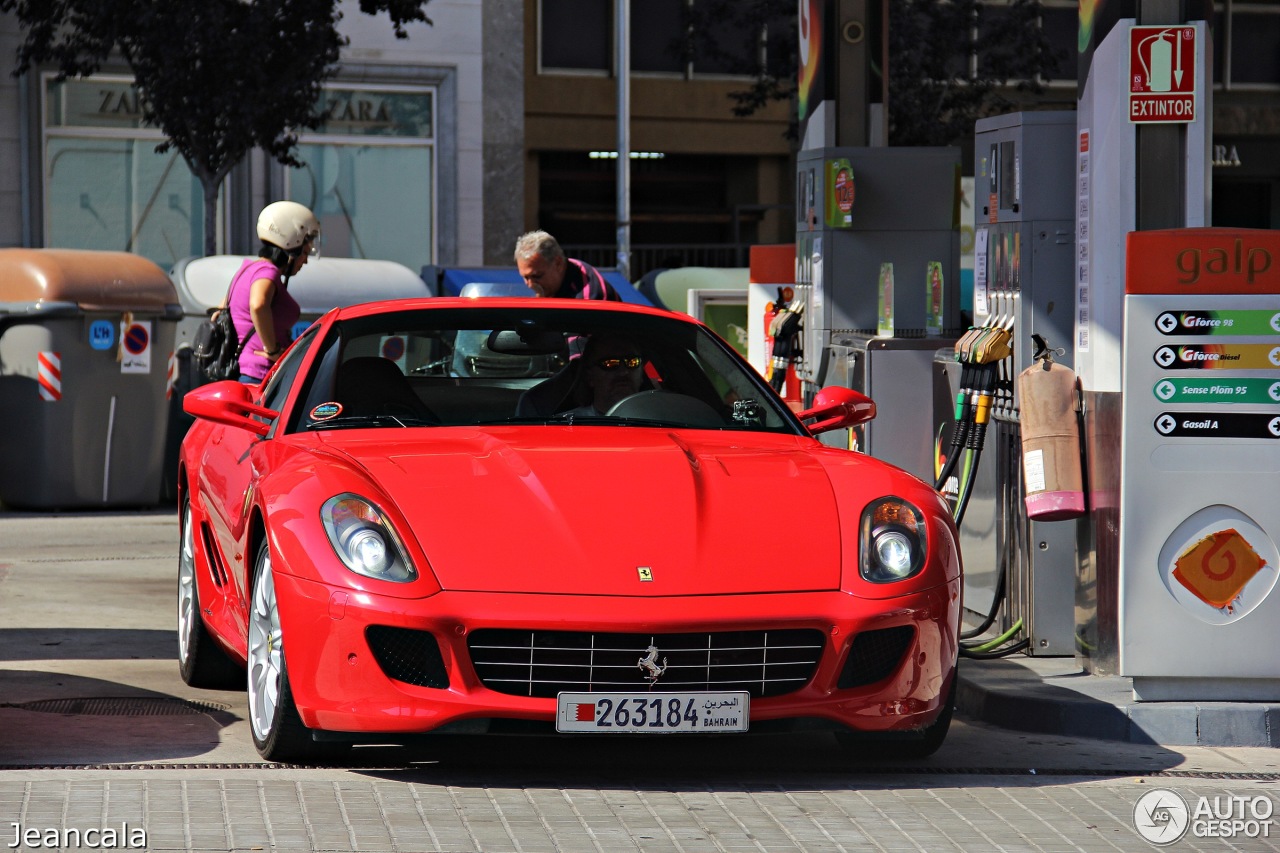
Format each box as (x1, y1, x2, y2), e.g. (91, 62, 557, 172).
(606, 390, 724, 426)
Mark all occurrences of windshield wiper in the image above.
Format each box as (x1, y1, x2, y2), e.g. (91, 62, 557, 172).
(308, 414, 434, 430)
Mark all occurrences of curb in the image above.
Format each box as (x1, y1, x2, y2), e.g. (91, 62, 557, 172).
(956, 659, 1280, 748)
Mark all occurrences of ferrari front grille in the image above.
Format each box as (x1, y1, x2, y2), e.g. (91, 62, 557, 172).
(837, 625, 916, 689)
(366, 625, 450, 689)
(467, 629, 826, 699)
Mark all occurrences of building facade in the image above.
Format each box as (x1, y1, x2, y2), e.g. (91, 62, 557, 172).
(0, 2, 1273, 281)
(522, 0, 796, 277)
(0, 0, 495, 272)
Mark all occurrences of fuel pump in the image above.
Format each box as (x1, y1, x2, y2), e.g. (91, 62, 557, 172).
(932, 322, 1039, 659)
(765, 291, 804, 409)
(934, 323, 1013, 527)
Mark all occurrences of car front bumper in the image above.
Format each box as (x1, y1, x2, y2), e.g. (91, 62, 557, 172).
(274, 573, 961, 737)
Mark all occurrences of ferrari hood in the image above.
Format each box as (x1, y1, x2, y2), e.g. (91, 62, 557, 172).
(323, 428, 844, 596)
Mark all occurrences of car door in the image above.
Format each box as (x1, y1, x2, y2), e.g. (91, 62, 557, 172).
(198, 329, 320, 642)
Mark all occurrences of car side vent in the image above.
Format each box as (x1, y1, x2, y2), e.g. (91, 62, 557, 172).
(200, 522, 229, 588)
(366, 626, 450, 689)
(837, 625, 915, 689)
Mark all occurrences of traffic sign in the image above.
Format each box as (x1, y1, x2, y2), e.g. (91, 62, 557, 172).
(1129, 26, 1196, 124)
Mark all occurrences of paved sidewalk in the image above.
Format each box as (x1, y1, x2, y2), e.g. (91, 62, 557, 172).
(3, 510, 1280, 852)
(958, 654, 1280, 748)
(2, 767, 1279, 853)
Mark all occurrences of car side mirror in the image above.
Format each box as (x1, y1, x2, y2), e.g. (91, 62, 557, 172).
(183, 381, 279, 437)
(797, 386, 876, 436)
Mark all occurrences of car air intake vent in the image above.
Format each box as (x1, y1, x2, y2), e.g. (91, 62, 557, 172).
(837, 625, 915, 689)
(201, 522, 229, 588)
(366, 625, 450, 689)
(468, 629, 825, 699)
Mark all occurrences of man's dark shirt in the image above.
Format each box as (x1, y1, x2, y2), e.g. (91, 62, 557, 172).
(558, 259, 621, 301)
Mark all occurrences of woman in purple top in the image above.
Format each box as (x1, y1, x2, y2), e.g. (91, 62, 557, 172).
(224, 201, 320, 383)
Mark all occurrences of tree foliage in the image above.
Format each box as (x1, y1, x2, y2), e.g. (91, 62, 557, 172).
(683, 0, 1064, 147)
(0, 0, 433, 255)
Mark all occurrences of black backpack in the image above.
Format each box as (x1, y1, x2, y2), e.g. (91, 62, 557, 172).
(191, 305, 248, 382)
(191, 267, 252, 382)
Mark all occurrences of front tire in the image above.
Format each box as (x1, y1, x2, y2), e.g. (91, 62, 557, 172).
(247, 539, 319, 762)
(177, 496, 242, 689)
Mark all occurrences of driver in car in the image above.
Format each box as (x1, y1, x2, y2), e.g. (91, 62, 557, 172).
(562, 334, 646, 417)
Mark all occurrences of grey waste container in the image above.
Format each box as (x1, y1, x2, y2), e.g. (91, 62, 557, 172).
(0, 249, 182, 510)
(163, 255, 431, 500)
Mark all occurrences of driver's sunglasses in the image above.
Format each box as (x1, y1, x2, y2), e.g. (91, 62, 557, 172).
(594, 356, 642, 371)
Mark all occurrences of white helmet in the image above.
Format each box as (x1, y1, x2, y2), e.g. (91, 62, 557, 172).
(257, 201, 320, 253)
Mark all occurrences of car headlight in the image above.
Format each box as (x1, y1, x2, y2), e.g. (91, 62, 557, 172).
(321, 494, 417, 583)
(860, 497, 926, 583)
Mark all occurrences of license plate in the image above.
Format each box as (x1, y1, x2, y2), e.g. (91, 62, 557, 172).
(555, 691, 749, 733)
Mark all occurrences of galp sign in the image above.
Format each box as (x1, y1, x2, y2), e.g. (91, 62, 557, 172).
(1126, 229, 1280, 296)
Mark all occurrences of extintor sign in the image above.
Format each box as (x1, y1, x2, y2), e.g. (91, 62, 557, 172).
(1129, 26, 1197, 123)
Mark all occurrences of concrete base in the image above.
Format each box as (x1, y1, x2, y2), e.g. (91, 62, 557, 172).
(1132, 676, 1280, 702)
(958, 656, 1280, 747)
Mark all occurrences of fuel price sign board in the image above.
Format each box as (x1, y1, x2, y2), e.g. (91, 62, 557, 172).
(1119, 228, 1280, 694)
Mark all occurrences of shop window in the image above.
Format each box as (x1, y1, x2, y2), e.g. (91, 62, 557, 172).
(287, 143, 433, 272)
(538, 0, 775, 77)
(1230, 8, 1280, 85)
(1039, 3, 1077, 81)
(46, 139, 206, 262)
(697, 11, 761, 76)
(632, 0, 685, 74)
(42, 76, 213, 266)
(1212, 180, 1274, 229)
(286, 86, 436, 272)
(540, 0, 612, 71)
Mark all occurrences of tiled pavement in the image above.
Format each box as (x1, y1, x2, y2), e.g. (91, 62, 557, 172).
(3, 769, 1279, 852)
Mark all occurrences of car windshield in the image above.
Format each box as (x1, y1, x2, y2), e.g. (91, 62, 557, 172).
(285, 305, 803, 435)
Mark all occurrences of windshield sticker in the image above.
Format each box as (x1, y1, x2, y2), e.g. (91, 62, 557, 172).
(311, 402, 343, 421)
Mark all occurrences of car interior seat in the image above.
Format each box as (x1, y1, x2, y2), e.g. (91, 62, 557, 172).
(514, 359, 586, 417)
(335, 356, 439, 423)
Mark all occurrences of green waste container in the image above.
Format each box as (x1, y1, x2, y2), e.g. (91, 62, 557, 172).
(0, 249, 181, 509)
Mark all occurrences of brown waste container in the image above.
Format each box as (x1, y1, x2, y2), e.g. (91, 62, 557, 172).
(0, 249, 181, 509)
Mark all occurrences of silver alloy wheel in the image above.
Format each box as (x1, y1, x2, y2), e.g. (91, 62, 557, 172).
(248, 548, 283, 742)
(177, 502, 196, 664)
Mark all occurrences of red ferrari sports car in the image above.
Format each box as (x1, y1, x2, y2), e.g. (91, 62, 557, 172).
(177, 298, 961, 762)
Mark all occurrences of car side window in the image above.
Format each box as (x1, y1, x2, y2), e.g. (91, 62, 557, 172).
(692, 332, 791, 430)
(261, 327, 319, 416)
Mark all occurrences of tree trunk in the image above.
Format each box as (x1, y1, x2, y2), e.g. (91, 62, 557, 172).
(198, 169, 223, 257)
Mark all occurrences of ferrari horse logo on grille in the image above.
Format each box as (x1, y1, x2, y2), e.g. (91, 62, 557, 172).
(637, 645, 668, 684)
